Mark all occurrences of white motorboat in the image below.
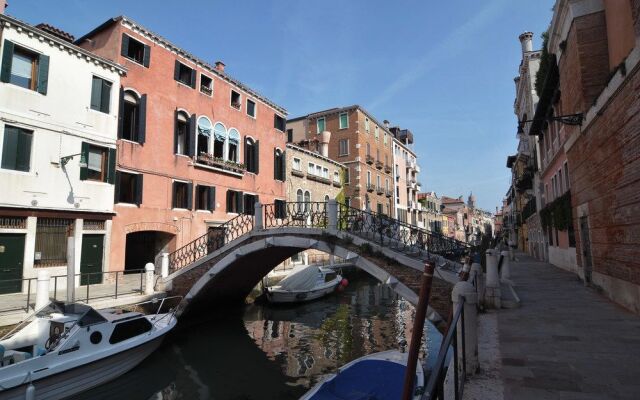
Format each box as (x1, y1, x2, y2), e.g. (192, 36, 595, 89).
(300, 350, 425, 400)
(265, 265, 343, 304)
(0, 296, 179, 400)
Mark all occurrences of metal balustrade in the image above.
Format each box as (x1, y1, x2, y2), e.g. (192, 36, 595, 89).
(263, 202, 327, 228)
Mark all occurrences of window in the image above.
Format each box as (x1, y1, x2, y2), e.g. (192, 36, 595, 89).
(115, 171, 143, 205)
(231, 90, 241, 110)
(304, 190, 311, 211)
(316, 165, 322, 177)
(80, 143, 115, 183)
(558, 169, 564, 194)
(274, 149, 285, 181)
(200, 74, 213, 95)
(366, 142, 371, 156)
(0, 40, 49, 94)
(339, 112, 348, 129)
(275, 115, 286, 132)
(344, 197, 351, 208)
(339, 139, 349, 156)
(322, 167, 329, 179)
(367, 171, 371, 185)
(564, 162, 570, 190)
(246, 99, 256, 118)
(383, 132, 387, 145)
(1, 125, 32, 172)
(375, 126, 379, 141)
(293, 158, 301, 171)
(243, 194, 258, 215)
(365, 118, 370, 133)
(119, 90, 146, 143)
(376, 175, 381, 188)
(385, 178, 389, 190)
(226, 190, 244, 213)
(344, 167, 350, 184)
(245, 138, 259, 173)
(212, 122, 226, 158)
(274, 199, 287, 219)
(109, 318, 152, 344)
(325, 195, 330, 203)
(308, 162, 315, 174)
(172, 181, 192, 209)
(197, 117, 213, 156)
(195, 185, 215, 211)
(334, 171, 340, 183)
(228, 128, 240, 162)
(376, 149, 380, 161)
(121, 34, 150, 67)
(174, 111, 191, 155)
(34, 218, 73, 267)
(316, 117, 325, 134)
(174, 61, 195, 88)
(297, 189, 304, 211)
(377, 203, 383, 214)
(90, 76, 112, 113)
(286, 128, 293, 142)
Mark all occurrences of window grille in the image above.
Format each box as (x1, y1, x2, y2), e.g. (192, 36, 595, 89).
(83, 220, 105, 231)
(35, 218, 74, 267)
(0, 216, 27, 229)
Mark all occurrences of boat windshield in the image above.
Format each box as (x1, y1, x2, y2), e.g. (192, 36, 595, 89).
(37, 301, 107, 326)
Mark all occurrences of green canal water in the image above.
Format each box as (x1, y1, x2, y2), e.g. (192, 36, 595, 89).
(72, 271, 441, 400)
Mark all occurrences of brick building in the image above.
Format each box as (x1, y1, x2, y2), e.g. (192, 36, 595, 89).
(532, 0, 640, 312)
(287, 106, 394, 214)
(76, 16, 287, 271)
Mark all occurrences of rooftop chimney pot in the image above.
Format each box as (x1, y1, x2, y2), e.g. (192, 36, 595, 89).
(215, 61, 226, 72)
(518, 31, 533, 53)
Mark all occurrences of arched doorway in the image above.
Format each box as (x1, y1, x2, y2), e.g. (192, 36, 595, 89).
(124, 231, 175, 272)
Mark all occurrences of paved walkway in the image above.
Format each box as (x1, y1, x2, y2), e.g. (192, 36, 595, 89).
(497, 253, 640, 399)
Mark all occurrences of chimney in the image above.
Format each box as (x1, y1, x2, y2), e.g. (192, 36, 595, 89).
(214, 61, 226, 72)
(383, 119, 390, 129)
(0, 0, 7, 15)
(318, 130, 331, 158)
(519, 31, 533, 53)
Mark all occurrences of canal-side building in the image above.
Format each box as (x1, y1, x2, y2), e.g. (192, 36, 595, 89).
(287, 106, 394, 215)
(76, 16, 287, 271)
(389, 125, 422, 226)
(417, 191, 443, 233)
(532, 0, 640, 312)
(0, 14, 125, 292)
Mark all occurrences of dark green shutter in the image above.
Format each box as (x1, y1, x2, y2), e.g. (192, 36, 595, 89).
(171, 182, 178, 208)
(190, 69, 196, 89)
(254, 140, 259, 174)
(79, 142, 89, 180)
(90, 78, 101, 110)
(208, 186, 215, 211)
(187, 182, 193, 210)
(137, 94, 147, 144)
(114, 171, 121, 202)
(236, 191, 244, 214)
(100, 80, 111, 113)
(273, 148, 277, 180)
(282, 150, 286, 182)
(173, 110, 179, 154)
(121, 34, 130, 57)
(0, 40, 14, 83)
(142, 44, 150, 68)
(106, 148, 116, 183)
(36, 54, 49, 95)
(226, 190, 232, 212)
(173, 60, 180, 81)
(117, 87, 124, 139)
(187, 114, 196, 156)
(135, 174, 143, 206)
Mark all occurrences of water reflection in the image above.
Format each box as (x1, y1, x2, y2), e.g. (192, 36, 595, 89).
(72, 271, 441, 400)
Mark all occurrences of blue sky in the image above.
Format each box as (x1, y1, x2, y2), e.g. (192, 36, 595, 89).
(8, 0, 555, 211)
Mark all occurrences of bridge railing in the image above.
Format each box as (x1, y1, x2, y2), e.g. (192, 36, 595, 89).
(337, 203, 469, 261)
(167, 213, 254, 273)
(263, 202, 327, 228)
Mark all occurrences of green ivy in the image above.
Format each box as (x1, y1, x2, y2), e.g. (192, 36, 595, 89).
(540, 191, 573, 231)
(535, 31, 550, 97)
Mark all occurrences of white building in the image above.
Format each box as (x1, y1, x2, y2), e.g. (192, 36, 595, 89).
(0, 14, 125, 294)
(389, 125, 423, 227)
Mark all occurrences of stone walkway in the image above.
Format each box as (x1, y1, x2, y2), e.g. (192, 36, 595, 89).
(497, 253, 640, 399)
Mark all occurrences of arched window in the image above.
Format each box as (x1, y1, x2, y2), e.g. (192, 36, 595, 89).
(174, 111, 190, 155)
(304, 190, 311, 212)
(122, 91, 139, 142)
(213, 122, 226, 159)
(324, 195, 330, 203)
(197, 117, 212, 155)
(274, 148, 284, 181)
(228, 128, 240, 162)
(297, 189, 303, 212)
(245, 137, 259, 173)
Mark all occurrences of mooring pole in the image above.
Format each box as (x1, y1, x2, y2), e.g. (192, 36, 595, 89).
(401, 261, 435, 400)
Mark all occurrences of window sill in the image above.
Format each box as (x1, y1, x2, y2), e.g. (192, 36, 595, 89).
(83, 179, 111, 186)
(172, 208, 190, 211)
(115, 203, 140, 208)
(0, 168, 34, 176)
(192, 161, 245, 178)
(4, 83, 43, 95)
(247, 114, 257, 120)
(200, 89, 213, 97)
(174, 153, 191, 159)
(123, 55, 145, 67)
(175, 80, 194, 89)
(87, 107, 110, 116)
(338, 153, 349, 157)
(120, 139, 142, 146)
(195, 209, 213, 213)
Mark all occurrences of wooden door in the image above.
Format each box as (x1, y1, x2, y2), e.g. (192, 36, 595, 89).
(0, 234, 25, 294)
(80, 234, 104, 285)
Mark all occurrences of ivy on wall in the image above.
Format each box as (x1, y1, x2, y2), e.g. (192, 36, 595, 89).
(540, 191, 573, 231)
(535, 31, 550, 97)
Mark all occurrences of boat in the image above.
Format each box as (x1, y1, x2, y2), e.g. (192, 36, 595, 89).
(300, 350, 425, 400)
(265, 265, 343, 304)
(0, 296, 180, 400)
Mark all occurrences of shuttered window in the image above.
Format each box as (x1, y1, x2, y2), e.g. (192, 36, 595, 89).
(90, 76, 112, 113)
(172, 181, 192, 209)
(121, 34, 150, 67)
(274, 148, 285, 181)
(226, 190, 243, 214)
(245, 138, 259, 174)
(195, 185, 216, 211)
(1, 40, 49, 94)
(1, 125, 32, 172)
(115, 171, 143, 206)
(174, 61, 196, 88)
(118, 89, 146, 144)
(79, 142, 116, 184)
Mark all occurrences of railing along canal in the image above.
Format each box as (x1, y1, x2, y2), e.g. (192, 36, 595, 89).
(263, 201, 327, 228)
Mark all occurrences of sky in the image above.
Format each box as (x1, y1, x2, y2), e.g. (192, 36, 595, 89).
(7, 0, 556, 211)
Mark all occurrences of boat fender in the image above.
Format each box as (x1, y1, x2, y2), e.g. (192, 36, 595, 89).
(25, 383, 35, 400)
(340, 278, 349, 287)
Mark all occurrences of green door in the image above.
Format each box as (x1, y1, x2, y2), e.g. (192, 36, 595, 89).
(0, 234, 25, 294)
(80, 234, 104, 285)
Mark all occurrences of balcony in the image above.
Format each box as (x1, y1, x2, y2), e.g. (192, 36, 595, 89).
(384, 165, 392, 174)
(291, 169, 304, 177)
(196, 153, 246, 174)
(366, 183, 375, 192)
(376, 186, 384, 195)
(375, 160, 383, 170)
(406, 160, 417, 171)
(366, 155, 374, 165)
(385, 189, 393, 198)
(307, 174, 332, 185)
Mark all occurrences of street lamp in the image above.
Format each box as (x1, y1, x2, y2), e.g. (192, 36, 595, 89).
(517, 113, 583, 134)
(59, 153, 87, 167)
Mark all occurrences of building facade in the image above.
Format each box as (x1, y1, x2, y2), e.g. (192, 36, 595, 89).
(77, 16, 287, 271)
(390, 126, 422, 225)
(418, 191, 443, 233)
(0, 14, 125, 292)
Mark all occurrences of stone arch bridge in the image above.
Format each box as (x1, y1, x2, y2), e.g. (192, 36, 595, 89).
(161, 201, 469, 321)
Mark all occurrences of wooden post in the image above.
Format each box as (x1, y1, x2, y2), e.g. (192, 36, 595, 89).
(401, 262, 435, 400)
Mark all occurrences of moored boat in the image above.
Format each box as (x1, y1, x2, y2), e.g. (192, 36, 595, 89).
(0, 296, 179, 400)
(265, 265, 343, 304)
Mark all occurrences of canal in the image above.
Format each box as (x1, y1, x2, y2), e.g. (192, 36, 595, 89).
(71, 270, 442, 400)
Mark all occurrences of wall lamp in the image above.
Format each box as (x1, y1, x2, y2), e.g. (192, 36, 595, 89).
(60, 153, 87, 167)
(517, 113, 583, 134)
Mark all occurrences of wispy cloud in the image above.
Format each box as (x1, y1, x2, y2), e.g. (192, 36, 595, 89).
(369, 0, 509, 110)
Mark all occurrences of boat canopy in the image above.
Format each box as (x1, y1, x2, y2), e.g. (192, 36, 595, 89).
(278, 265, 322, 291)
(41, 301, 108, 326)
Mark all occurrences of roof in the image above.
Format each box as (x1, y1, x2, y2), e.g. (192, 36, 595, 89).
(290, 105, 393, 136)
(0, 14, 126, 74)
(441, 196, 464, 204)
(286, 143, 346, 168)
(75, 16, 286, 115)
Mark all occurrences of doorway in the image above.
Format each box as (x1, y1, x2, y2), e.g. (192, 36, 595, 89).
(579, 216, 592, 283)
(125, 231, 174, 272)
(80, 234, 104, 285)
(0, 234, 25, 294)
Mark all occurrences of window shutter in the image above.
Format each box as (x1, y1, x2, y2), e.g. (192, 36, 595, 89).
(137, 94, 147, 144)
(90, 78, 101, 110)
(173, 60, 180, 81)
(107, 148, 117, 184)
(117, 87, 124, 139)
(190, 69, 196, 89)
(121, 34, 130, 57)
(79, 142, 89, 180)
(114, 171, 121, 203)
(273, 148, 277, 180)
(254, 140, 260, 174)
(0, 40, 14, 83)
(282, 150, 286, 182)
(208, 186, 215, 211)
(173, 109, 179, 154)
(172, 181, 178, 208)
(36, 54, 49, 95)
(244, 140, 249, 171)
(100, 80, 111, 113)
(236, 191, 244, 214)
(187, 114, 196, 157)
(135, 174, 143, 206)
(187, 182, 193, 210)
(226, 190, 232, 212)
(142, 44, 150, 68)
